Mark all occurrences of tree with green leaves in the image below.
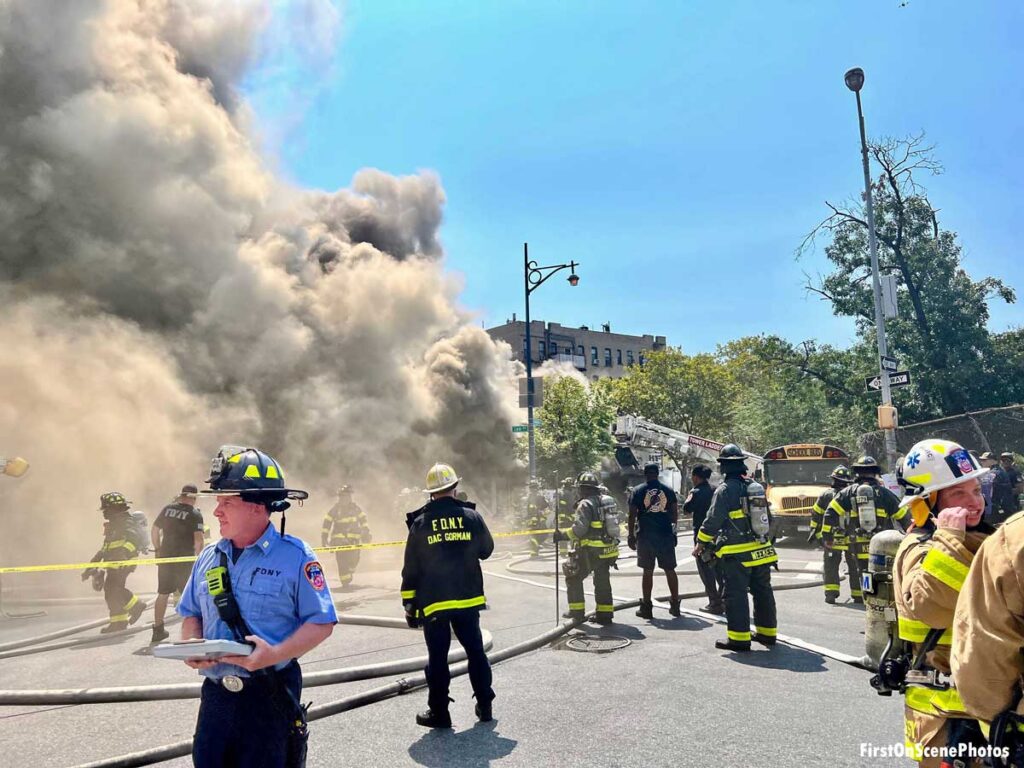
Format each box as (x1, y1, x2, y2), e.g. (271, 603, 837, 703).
(517, 374, 616, 485)
(802, 133, 1017, 421)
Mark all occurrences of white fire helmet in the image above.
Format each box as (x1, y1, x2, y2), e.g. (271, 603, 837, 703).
(897, 439, 989, 509)
(423, 463, 460, 494)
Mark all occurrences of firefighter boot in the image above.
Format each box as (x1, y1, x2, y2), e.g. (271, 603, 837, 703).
(714, 639, 751, 652)
(635, 600, 653, 620)
(101, 621, 128, 634)
(475, 701, 493, 723)
(416, 709, 452, 729)
(753, 633, 777, 648)
(128, 599, 147, 625)
(669, 598, 682, 617)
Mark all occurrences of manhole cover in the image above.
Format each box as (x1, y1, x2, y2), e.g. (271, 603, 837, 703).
(564, 634, 631, 653)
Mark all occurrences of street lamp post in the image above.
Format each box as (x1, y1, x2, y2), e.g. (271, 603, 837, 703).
(522, 242, 579, 482)
(845, 67, 899, 470)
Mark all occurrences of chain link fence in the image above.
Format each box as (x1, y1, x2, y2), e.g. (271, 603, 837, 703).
(860, 404, 1024, 461)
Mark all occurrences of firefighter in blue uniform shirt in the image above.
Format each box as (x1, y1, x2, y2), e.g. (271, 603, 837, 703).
(629, 462, 681, 619)
(554, 471, 620, 625)
(821, 455, 906, 604)
(401, 463, 495, 729)
(692, 444, 778, 652)
(178, 446, 337, 768)
(808, 465, 854, 604)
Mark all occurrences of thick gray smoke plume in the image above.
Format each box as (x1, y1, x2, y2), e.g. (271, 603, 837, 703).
(0, 0, 522, 565)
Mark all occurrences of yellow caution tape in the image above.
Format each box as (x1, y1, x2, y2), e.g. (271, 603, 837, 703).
(0, 527, 563, 574)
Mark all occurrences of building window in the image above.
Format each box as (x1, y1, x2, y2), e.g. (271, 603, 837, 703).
(627, 350, 634, 366)
(591, 346, 599, 365)
(539, 341, 546, 358)
(577, 344, 584, 358)
(550, 341, 558, 357)
(604, 348, 612, 367)
(616, 349, 622, 365)
(638, 351, 645, 366)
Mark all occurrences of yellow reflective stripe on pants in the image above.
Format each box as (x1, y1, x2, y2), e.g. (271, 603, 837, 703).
(727, 630, 751, 642)
(754, 626, 777, 637)
(921, 548, 969, 592)
(589, 521, 604, 528)
(422, 595, 486, 617)
(109, 613, 129, 622)
(401, 590, 416, 600)
(898, 617, 953, 644)
(905, 685, 969, 718)
(567, 602, 585, 611)
(124, 595, 138, 610)
(595, 604, 614, 612)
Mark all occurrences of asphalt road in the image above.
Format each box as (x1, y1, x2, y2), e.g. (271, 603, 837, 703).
(0, 540, 907, 767)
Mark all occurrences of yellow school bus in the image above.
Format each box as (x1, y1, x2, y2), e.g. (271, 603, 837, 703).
(761, 444, 850, 539)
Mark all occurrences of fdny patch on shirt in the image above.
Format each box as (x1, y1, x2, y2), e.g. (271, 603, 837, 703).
(304, 561, 326, 591)
(645, 488, 668, 513)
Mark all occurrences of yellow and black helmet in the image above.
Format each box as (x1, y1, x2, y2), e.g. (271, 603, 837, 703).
(99, 492, 130, 512)
(201, 446, 308, 502)
(576, 471, 601, 489)
(830, 465, 855, 484)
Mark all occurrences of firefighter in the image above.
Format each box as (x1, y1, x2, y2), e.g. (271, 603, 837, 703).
(522, 478, 549, 556)
(628, 462, 681, 619)
(810, 465, 855, 603)
(952, 509, 1024, 765)
(180, 446, 336, 767)
(321, 485, 371, 590)
(81, 492, 147, 633)
(553, 471, 620, 625)
(822, 456, 906, 604)
(692, 444, 777, 652)
(890, 439, 992, 766)
(401, 463, 495, 728)
(555, 476, 575, 554)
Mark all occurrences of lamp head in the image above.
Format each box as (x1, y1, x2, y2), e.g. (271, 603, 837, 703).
(844, 67, 865, 93)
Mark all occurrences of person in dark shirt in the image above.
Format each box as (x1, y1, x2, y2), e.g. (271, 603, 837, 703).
(683, 465, 724, 614)
(1001, 452, 1022, 514)
(150, 483, 204, 643)
(628, 463, 680, 619)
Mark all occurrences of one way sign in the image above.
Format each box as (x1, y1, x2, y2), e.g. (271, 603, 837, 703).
(865, 371, 911, 392)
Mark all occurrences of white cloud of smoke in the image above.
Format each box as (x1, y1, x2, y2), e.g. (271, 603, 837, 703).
(0, 0, 522, 565)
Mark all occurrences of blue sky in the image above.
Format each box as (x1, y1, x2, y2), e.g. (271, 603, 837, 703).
(253, 0, 1023, 354)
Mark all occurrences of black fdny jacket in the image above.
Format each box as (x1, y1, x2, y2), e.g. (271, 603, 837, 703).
(696, 475, 778, 567)
(401, 496, 494, 619)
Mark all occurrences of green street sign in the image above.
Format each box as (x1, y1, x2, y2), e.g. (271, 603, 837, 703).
(512, 425, 529, 433)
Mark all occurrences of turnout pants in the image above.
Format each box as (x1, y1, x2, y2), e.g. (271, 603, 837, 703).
(694, 535, 724, 608)
(423, 608, 494, 713)
(719, 557, 776, 644)
(565, 551, 614, 621)
(104, 566, 138, 623)
(334, 551, 360, 587)
(193, 661, 302, 768)
(823, 547, 861, 600)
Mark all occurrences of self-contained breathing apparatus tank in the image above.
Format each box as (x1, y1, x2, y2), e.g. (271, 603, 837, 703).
(864, 529, 908, 691)
(744, 480, 771, 539)
(599, 493, 621, 543)
(855, 483, 879, 534)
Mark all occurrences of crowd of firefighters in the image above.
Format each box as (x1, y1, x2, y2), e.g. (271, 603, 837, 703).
(34, 435, 1024, 765)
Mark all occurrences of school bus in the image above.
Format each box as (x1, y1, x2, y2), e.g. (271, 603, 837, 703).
(761, 444, 850, 539)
